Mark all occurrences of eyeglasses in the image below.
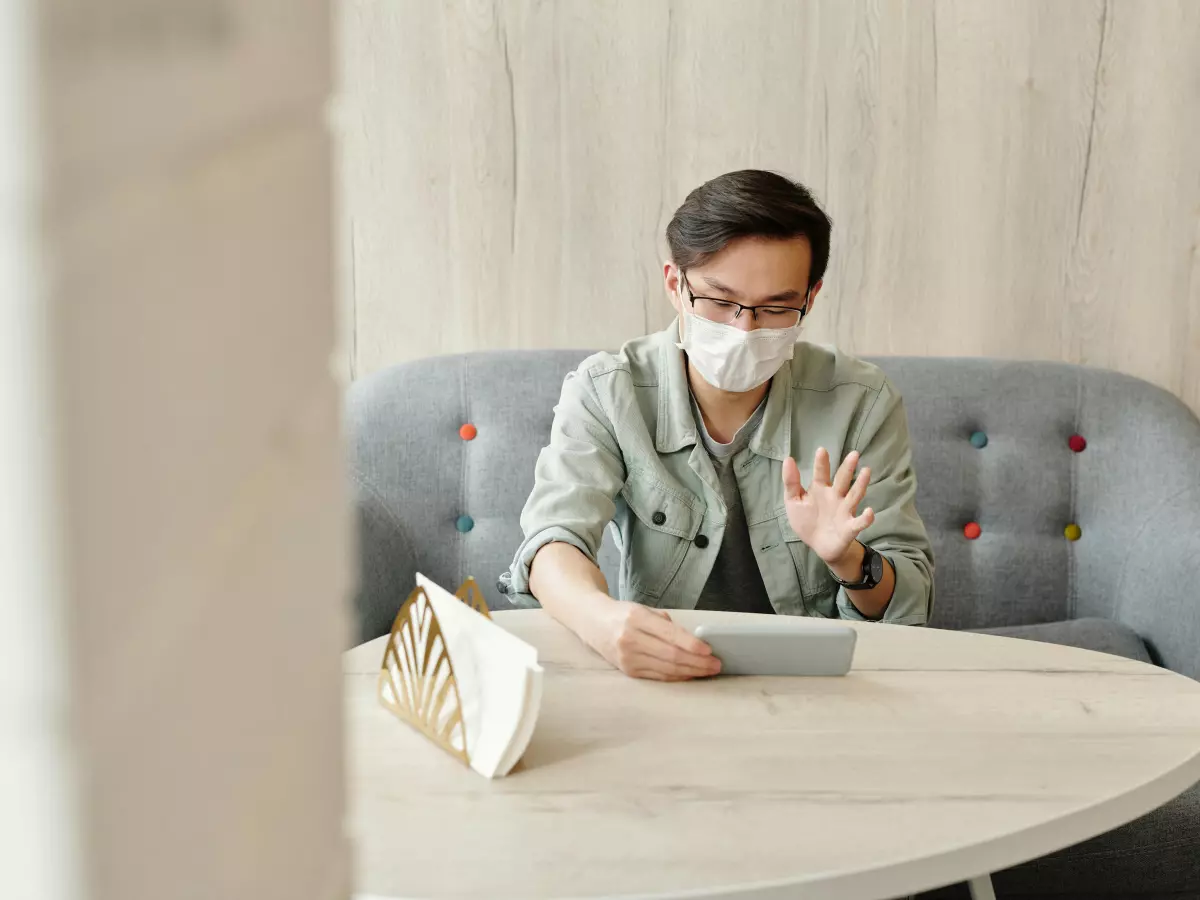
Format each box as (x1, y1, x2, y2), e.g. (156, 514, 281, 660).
(680, 272, 810, 329)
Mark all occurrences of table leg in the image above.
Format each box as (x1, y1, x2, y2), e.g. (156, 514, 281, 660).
(967, 875, 997, 900)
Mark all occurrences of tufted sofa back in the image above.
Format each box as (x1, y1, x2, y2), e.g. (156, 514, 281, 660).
(345, 350, 1200, 675)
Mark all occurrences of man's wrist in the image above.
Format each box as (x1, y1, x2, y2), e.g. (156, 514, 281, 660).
(828, 540, 866, 583)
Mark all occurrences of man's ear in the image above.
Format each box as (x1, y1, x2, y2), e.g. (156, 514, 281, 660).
(805, 278, 823, 314)
(664, 261, 682, 314)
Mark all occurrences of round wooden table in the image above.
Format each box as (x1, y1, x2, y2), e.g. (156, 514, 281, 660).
(344, 610, 1200, 900)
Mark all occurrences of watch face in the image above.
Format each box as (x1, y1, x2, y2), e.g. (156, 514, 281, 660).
(868, 550, 885, 582)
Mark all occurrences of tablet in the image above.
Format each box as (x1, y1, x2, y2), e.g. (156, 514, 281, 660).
(692, 620, 857, 676)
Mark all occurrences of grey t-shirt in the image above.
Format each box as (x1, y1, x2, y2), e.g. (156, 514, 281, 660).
(690, 395, 776, 615)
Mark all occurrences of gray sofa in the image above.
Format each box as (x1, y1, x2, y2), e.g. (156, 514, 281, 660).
(345, 350, 1200, 899)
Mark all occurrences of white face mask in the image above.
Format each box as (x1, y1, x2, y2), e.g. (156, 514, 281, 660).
(676, 296, 807, 393)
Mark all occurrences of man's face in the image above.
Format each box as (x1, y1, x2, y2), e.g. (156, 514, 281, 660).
(665, 235, 822, 334)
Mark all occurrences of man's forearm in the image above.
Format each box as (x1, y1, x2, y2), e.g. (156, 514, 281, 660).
(828, 541, 896, 619)
(528, 541, 618, 649)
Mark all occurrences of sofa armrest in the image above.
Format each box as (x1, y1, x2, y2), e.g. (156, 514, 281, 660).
(1111, 485, 1200, 681)
(350, 471, 417, 645)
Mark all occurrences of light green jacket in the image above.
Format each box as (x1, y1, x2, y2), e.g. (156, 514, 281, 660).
(504, 323, 934, 624)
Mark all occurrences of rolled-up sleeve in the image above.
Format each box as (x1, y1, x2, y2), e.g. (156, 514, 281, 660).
(836, 378, 935, 625)
(503, 365, 627, 607)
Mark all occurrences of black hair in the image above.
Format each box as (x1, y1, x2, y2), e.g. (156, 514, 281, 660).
(666, 170, 832, 289)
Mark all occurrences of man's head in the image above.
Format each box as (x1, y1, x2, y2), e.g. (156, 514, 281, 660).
(664, 170, 831, 333)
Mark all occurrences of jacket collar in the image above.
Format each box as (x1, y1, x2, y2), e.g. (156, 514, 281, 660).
(653, 321, 794, 461)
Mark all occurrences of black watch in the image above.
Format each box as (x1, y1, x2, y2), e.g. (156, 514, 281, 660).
(830, 542, 885, 591)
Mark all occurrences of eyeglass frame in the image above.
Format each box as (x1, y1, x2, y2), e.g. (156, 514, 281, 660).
(679, 270, 812, 328)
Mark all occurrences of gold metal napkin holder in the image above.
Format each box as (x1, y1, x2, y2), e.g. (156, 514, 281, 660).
(377, 577, 490, 767)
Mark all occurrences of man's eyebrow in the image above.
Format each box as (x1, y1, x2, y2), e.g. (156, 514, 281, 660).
(762, 289, 803, 305)
(699, 275, 804, 305)
(699, 275, 740, 297)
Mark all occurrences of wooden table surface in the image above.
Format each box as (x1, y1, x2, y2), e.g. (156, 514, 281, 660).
(344, 610, 1200, 900)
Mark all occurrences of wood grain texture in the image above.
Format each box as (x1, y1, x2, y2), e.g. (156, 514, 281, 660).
(339, 0, 1200, 415)
(345, 609, 1200, 900)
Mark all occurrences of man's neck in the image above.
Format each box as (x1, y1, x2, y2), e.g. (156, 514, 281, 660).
(687, 361, 770, 444)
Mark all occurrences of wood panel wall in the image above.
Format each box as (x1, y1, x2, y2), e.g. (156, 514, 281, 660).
(338, 0, 1200, 414)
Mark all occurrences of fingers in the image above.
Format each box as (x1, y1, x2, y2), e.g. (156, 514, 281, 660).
(626, 654, 716, 681)
(614, 627, 721, 680)
(843, 465, 870, 510)
(636, 607, 713, 658)
(629, 649, 722, 680)
(782, 456, 805, 501)
(849, 507, 875, 534)
(832, 450, 859, 494)
(630, 608, 721, 677)
(608, 603, 723, 680)
(812, 446, 831, 487)
(637, 633, 720, 671)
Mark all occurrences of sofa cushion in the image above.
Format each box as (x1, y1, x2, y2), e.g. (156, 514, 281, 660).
(972, 617, 1153, 664)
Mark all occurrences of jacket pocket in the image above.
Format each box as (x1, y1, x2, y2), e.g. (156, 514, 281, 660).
(621, 470, 702, 599)
(776, 513, 838, 618)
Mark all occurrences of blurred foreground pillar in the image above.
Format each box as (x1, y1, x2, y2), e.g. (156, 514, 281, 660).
(1, 3, 352, 898)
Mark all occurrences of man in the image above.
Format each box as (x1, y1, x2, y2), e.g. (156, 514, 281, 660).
(501, 169, 934, 680)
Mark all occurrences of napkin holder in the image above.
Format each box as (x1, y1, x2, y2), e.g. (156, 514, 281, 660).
(376, 577, 492, 767)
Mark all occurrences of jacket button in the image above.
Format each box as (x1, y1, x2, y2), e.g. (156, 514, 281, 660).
(694, 534, 710, 549)
(652, 511, 666, 526)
